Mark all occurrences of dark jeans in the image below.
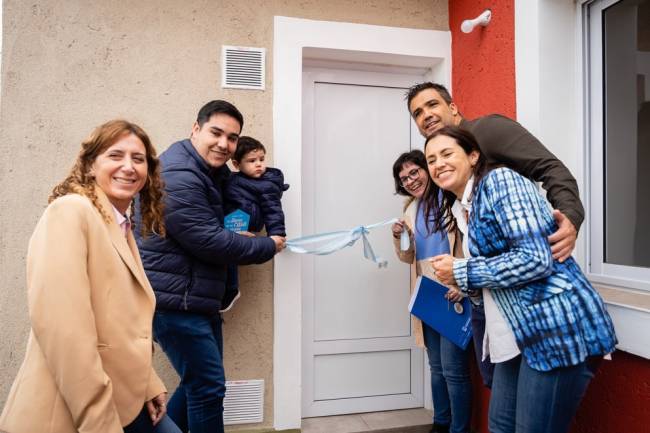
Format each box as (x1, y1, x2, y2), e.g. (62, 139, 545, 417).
(153, 310, 226, 433)
(123, 407, 181, 433)
(489, 355, 597, 433)
(470, 304, 494, 388)
(422, 323, 472, 433)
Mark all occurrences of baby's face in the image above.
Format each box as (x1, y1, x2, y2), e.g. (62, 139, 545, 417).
(238, 149, 267, 178)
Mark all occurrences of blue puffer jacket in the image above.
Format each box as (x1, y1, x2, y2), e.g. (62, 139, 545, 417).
(134, 139, 276, 315)
(223, 168, 290, 236)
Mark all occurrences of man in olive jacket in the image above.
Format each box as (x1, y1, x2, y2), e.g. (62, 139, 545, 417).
(407, 82, 583, 259)
(135, 100, 285, 433)
(402, 83, 585, 424)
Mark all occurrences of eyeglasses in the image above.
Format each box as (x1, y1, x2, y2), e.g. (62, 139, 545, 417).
(399, 168, 423, 187)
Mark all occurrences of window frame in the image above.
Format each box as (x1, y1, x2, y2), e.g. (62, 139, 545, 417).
(585, 0, 650, 292)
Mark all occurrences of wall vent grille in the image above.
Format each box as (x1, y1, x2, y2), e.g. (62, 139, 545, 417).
(222, 46, 266, 90)
(223, 379, 264, 425)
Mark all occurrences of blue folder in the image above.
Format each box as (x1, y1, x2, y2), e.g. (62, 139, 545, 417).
(408, 276, 472, 349)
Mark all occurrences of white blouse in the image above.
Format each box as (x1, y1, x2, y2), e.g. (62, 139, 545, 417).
(452, 176, 520, 363)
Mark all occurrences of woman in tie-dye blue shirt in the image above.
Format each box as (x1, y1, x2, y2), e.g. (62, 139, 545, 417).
(423, 126, 616, 433)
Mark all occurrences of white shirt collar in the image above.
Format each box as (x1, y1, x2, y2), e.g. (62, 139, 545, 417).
(111, 205, 131, 238)
(451, 175, 474, 258)
(459, 175, 474, 212)
(111, 205, 128, 227)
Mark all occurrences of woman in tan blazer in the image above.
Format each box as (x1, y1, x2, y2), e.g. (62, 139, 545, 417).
(0, 120, 180, 433)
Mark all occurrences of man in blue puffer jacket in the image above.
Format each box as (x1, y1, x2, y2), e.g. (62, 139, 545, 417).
(134, 100, 285, 433)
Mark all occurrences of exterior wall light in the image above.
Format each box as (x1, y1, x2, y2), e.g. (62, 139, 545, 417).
(461, 9, 492, 34)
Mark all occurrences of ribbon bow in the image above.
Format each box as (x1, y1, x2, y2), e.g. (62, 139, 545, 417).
(286, 218, 407, 268)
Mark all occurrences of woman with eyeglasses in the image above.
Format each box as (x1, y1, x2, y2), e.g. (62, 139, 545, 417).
(391, 150, 472, 433)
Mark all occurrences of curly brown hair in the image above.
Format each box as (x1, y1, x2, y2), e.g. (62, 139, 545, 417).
(49, 119, 166, 238)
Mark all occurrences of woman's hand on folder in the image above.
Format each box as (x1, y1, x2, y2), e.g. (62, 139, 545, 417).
(431, 254, 456, 286)
(445, 287, 464, 302)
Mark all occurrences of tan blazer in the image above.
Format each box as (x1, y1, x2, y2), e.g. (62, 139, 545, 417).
(0, 189, 165, 433)
(393, 198, 459, 348)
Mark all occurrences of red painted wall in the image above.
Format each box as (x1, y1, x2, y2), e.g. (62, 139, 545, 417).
(448, 0, 516, 119)
(448, 1, 650, 433)
(571, 351, 650, 433)
(448, 1, 515, 429)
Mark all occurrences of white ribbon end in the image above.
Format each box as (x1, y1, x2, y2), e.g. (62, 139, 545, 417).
(400, 229, 410, 251)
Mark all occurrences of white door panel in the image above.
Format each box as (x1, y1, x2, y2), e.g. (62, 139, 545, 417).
(302, 68, 425, 417)
(314, 350, 412, 400)
(314, 250, 411, 341)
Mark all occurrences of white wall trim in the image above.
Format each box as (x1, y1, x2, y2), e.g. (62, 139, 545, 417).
(515, 1, 584, 263)
(1, 0, 4, 104)
(273, 16, 450, 429)
(515, 0, 541, 137)
(515, 0, 650, 360)
(606, 305, 650, 359)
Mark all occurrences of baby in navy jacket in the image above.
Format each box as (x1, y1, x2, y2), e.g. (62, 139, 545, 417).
(222, 136, 289, 311)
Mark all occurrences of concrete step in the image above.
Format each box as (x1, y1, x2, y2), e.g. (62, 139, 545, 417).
(360, 426, 431, 433)
(301, 408, 433, 433)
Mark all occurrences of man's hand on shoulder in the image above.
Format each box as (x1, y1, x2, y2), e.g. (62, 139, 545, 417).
(270, 235, 286, 253)
(548, 210, 577, 262)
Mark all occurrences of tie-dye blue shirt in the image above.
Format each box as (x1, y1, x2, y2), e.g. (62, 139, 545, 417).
(452, 167, 617, 371)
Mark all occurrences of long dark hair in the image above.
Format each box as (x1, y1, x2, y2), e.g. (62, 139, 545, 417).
(422, 126, 487, 233)
(391, 150, 428, 196)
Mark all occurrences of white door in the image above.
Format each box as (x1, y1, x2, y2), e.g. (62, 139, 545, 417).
(302, 67, 425, 417)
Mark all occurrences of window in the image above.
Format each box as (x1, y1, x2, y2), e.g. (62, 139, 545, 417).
(587, 0, 650, 290)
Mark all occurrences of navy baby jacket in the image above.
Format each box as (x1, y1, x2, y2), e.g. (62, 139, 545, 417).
(224, 167, 289, 236)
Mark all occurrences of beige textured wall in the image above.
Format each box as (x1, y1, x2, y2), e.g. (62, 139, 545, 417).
(0, 0, 447, 429)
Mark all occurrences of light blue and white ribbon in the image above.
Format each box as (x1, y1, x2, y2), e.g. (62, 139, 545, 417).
(285, 218, 410, 268)
(400, 224, 410, 252)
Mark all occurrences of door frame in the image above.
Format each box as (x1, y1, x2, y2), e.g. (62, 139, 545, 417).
(272, 16, 451, 429)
